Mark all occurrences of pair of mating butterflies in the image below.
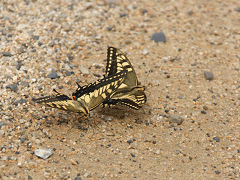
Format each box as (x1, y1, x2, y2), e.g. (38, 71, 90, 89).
(33, 47, 147, 118)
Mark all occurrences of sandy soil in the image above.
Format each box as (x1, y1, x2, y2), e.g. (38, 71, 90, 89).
(0, 0, 239, 179)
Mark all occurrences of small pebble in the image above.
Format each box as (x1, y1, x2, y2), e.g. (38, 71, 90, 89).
(16, 61, 23, 70)
(6, 83, 18, 92)
(141, 9, 148, 14)
(65, 70, 73, 76)
(74, 176, 82, 180)
(235, 7, 240, 12)
(2, 51, 12, 57)
(204, 71, 214, 80)
(67, 54, 74, 60)
(168, 115, 184, 125)
(103, 115, 114, 121)
(48, 69, 59, 79)
(215, 170, 221, 174)
(120, 13, 128, 17)
(34, 148, 53, 159)
(79, 67, 90, 75)
(151, 32, 166, 43)
(142, 49, 149, 55)
(130, 153, 135, 157)
(201, 110, 207, 114)
(32, 35, 39, 40)
(14, 98, 27, 105)
(0, 121, 7, 128)
(213, 137, 220, 142)
(127, 139, 134, 144)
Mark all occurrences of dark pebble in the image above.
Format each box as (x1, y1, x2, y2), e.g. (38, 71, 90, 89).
(204, 71, 214, 80)
(48, 69, 59, 79)
(28, 175, 33, 180)
(6, 83, 18, 92)
(74, 176, 82, 180)
(215, 170, 221, 174)
(130, 153, 135, 157)
(203, 105, 208, 110)
(201, 110, 207, 114)
(142, 9, 148, 14)
(151, 32, 166, 43)
(32, 35, 39, 40)
(67, 54, 74, 60)
(2, 51, 12, 57)
(120, 13, 128, 17)
(16, 61, 23, 70)
(235, 7, 240, 12)
(65, 70, 73, 76)
(38, 42, 42, 46)
(106, 26, 113, 31)
(237, 148, 240, 153)
(213, 137, 220, 142)
(107, 144, 111, 148)
(127, 139, 134, 144)
(19, 138, 26, 143)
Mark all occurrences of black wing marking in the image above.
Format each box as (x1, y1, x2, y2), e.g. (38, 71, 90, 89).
(72, 70, 127, 99)
(106, 46, 118, 76)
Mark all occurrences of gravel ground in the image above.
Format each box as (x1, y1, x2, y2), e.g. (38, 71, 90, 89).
(0, 0, 240, 179)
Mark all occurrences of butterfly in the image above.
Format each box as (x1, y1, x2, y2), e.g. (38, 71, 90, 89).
(103, 47, 147, 109)
(33, 70, 127, 118)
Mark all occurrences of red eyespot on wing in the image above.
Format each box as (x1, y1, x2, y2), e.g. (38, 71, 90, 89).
(73, 96, 76, 100)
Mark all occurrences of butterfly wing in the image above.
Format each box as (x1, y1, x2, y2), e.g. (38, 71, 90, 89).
(33, 92, 89, 116)
(106, 47, 138, 87)
(72, 70, 127, 111)
(103, 86, 146, 110)
(104, 47, 146, 109)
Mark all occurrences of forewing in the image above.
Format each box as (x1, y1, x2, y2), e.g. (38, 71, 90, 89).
(73, 70, 127, 111)
(33, 93, 85, 113)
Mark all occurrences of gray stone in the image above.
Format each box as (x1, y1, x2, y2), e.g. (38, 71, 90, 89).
(204, 71, 214, 80)
(151, 32, 166, 43)
(168, 115, 184, 125)
(79, 67, 90, 75)
(6, 83, 18, 92)
(65, 70, 73, 76)
(213, 137, 220, 142)
(14, 98, 27, 105)
(74, 176, 82, 180)
(34, 148, 53, 159)
(0, 121, 7, 128)
(103, 115, 114, 121)
(48, 69, 59, 79)
(2, 52, 12, 57)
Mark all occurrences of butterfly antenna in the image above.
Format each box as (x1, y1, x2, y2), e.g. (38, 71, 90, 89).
(76, 82, 81, 88)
